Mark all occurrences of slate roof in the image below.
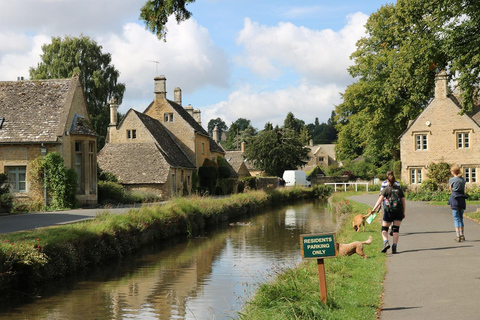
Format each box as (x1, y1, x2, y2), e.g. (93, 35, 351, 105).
(145, 99, 225, 154)
(225, 151, 247, 172)
(0, 77, 94, 143)
(98, 110, 195, 185)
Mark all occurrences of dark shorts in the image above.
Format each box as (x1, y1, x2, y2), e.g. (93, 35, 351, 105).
(383, 209, 403, 222)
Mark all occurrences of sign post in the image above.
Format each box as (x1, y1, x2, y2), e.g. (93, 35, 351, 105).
(300, 233, 337, 303)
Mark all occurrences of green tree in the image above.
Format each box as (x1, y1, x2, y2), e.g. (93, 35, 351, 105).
(207, 117, 228, 139)
(243, 125, 309, 177)
(336, 1, 480, 164)
(140, 0, 195, 40)
(224, 118, 254, 150)
(29, 35, 126, 150)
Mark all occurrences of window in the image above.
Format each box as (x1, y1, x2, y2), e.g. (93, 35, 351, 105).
(457, 132, 470, 149)
(164, 113, 174, 122)
(132, 129, 136, 139)
(410, 169, 422, 184)
(75, 142, 84, 193)
(318, 157, 324, 162)
(6, 166, 26, 193)
(89, 142, 96, 193)
(201, 142, 205, 154)
(415, 134, 428, 150)
(127, 130, 131, 139)
(464, 167, 477, 183)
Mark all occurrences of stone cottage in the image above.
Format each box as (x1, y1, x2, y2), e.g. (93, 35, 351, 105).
(0, 76, 98, 206)
(98, 105, 196, 198)
(400, 71, 480, 186)
(98, 76, 226, 198)
(302, 143, 337, 172)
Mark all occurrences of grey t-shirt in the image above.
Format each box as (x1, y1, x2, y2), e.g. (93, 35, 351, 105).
(449, 176, 465, 193)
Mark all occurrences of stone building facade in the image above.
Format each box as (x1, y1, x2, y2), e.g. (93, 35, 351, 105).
(0, 76, 98, 206)
(98, 76, 225, 199)
(400, 71, 480, 186)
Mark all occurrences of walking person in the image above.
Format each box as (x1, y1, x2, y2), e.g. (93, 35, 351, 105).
(380, 174, 400, 236)
(371, 171, 405, 254)
(448, 166, 467, 242)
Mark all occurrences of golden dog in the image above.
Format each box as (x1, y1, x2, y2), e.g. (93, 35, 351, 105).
(352, 211, 373, 232)
(336, 236, 373, 258)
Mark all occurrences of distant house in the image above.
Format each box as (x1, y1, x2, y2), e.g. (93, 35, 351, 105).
(400, 71, 480, 186)
(302, 143, 337, 172)
(0, 76, 98, 206)
(224, 150, 251, 177)
(98, 76, 228, 198)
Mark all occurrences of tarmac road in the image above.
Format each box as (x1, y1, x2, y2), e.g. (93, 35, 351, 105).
(0, 203, 163, 235)
(350, 194, 480, 320)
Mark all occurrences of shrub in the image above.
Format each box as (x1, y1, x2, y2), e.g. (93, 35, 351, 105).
(427, 161, 451, 190)
(419, 179, 438, 192)
(0, 173, 12, 213)
(98, 169, 118, 182)
(198, 166, 218, 194)
(98, 181, 126, 204)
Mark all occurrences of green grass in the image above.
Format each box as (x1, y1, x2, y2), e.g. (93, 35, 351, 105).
(239, 192, 386, 320)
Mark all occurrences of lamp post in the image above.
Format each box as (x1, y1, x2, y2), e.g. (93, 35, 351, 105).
(40, 146, 47, 206)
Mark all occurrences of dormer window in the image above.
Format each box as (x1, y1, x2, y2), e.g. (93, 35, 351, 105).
(164, 113, 174, 122)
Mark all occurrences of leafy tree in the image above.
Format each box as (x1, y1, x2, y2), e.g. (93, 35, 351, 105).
(29, 35, 126, 150)
(207, 117, 227, 139)
(335, 1, 480, 164)
(306, 113, 337, 145)
(140, 0, 195, 40)
(225, 118, 254, 150)
(427, 161, 452, 190)
(283, 112, 305, 134)
(243, 125, 309, 177)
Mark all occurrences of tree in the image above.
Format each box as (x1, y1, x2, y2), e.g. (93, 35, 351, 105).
(207, 117, 227, 139)
(224, 118, 254, 150)
(30, 35, 126, 150)
(306, 112, 337, 144)
(140, 0, 195, 40)
(243, 124, 309, 177)
(335, 0, 480, 164)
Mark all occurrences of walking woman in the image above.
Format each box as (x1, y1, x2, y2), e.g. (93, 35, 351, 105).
(449, 166, 467, 242)
(371, 171, 405, 254)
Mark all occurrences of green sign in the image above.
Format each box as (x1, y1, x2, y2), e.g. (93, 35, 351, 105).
(300, 233, 337, 259)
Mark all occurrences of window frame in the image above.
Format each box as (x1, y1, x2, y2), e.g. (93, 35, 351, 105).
(6, 166, 27, 193)
(415, 134, 428, 150)
(410, 168, 423, 184)
(457, 132, 470, 149)
(464, 167, 477, 183)
(75, 141, 84, 193)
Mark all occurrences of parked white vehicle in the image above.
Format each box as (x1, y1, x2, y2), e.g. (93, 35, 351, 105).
(282, 170, 311, 187)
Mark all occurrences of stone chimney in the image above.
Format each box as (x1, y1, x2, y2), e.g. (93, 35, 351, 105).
(154, 76, 167, 101)
(109, 97, 118, 126)
(184, 104, 194, 117)
(435, 70, 448, 99)
(213, 125, 219, 142)
(241, 141, 246, 153)
(193, 108, 201, 125)
(309, 139, 313, 147)
(174, 87, 182, 106)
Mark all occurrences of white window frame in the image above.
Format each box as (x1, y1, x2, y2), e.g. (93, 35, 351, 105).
(410, 168, 423, 184)
(415, 134, 428, 150)
(457, 132, 470, 149)
(464, 167, 477, 183)
(6, 166, 27, 193)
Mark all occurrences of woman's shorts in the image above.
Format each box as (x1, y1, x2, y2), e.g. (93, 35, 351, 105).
(383, 209, 403, 222)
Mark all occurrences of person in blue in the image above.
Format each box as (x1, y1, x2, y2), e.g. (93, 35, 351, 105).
(448, 166, 467, 242)
(371, 171, 405, 254)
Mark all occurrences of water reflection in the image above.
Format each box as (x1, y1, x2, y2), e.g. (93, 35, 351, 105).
(0, 200, 336, 319)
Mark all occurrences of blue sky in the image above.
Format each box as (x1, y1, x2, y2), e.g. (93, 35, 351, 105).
(0, 0, 394, 130)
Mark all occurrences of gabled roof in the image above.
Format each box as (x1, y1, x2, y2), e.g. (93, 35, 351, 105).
(98, 109, 195, 185)
(225, 151, 246, 172)
(311, 144, 336, 159)
(0, 77, 94, 143)
(144, 99, 225, 154)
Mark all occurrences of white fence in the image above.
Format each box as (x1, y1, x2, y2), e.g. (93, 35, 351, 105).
(324, 182, 369, 192)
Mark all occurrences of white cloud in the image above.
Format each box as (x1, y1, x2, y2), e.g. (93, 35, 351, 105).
(204, 82, 343, 129)
(101, 18, 230, 113)
(236, 12, 368, 85)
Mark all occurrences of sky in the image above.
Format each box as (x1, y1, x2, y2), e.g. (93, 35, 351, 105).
(0, 0, 394, 131)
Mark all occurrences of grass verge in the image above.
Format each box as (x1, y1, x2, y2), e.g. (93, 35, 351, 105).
(0, 186, 331, 296)
(239, 192, 386, 320)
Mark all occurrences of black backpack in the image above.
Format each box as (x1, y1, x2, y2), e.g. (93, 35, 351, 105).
(383, 186, 402, 213)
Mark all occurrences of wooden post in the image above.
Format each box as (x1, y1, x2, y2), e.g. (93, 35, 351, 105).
(317, 258, 327, 303)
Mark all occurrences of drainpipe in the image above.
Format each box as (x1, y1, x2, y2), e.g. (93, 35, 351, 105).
(40, 144, 47, 206)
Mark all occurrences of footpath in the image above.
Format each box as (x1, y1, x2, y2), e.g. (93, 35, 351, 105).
(349, 194, 480, 320)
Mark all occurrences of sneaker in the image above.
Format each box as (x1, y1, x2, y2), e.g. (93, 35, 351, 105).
(460, 235, 465, 241)
(382, 241, 391, 253)
(392, 245, 397, 254)
(455, 237, 461, 242)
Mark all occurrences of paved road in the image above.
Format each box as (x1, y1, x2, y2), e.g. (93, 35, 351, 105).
(0, 203, 163, 235)
(350, 194, 480, 320)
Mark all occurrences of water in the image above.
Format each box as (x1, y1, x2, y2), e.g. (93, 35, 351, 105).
(0, 200, 337, 319)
